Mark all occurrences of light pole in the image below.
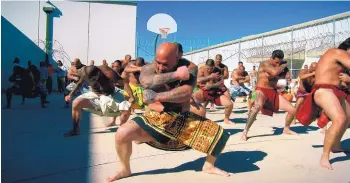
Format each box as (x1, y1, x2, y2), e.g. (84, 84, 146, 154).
(43, 4, 55, 65)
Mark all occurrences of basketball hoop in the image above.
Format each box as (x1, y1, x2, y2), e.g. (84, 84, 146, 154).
(159, 28, 170, 39)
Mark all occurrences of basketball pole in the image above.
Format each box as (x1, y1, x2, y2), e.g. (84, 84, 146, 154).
(154, 34, 160, 55)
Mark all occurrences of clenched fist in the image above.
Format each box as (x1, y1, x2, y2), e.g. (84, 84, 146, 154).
(174, 66, 190, 81)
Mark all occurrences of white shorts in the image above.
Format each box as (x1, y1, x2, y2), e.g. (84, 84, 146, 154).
(77, 89, 130, 117)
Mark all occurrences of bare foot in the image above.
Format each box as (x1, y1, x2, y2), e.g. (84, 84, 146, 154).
(202, 165, 230, 177)
(241, 132, 248, 141)
(320, 129, 327, 134)
(331, 147, 350, 153)
(283, 128, 298, 135)
(320, 154, 333, 170)
(223, 119, 235, 125)
(106, 169, 131, 182)
(64, 130, 80, 137)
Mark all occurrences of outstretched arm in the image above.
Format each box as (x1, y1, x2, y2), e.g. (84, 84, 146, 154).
(139, 64, 178, 90)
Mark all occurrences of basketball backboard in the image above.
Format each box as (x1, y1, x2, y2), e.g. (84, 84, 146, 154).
(147, 13, 177, 39)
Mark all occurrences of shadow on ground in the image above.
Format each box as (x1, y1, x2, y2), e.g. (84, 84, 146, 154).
(131, 150, 267, 177)
(312, 138, 350, 164)
(216, 118, 247, 124)
(91, 127, 119, 134)
(224, 128, 243, 136)
(233, 109, 248, 114)
(248, 126, 320, 139)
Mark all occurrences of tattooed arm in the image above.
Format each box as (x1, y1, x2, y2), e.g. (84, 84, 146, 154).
(143, 85, 193, 104)
(143, 75, 196, 104)
(139, 64, 178, 90)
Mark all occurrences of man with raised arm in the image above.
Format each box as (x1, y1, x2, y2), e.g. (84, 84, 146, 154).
(193, 59, 234, 124)
(241, 50, 298, 141)
(296, 37, 350, 170)
(106, 42, 230, 182)
(64, 65, 134, 137)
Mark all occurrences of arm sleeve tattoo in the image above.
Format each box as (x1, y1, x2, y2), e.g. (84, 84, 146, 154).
(140, 64, 177, 90)
(156, 85, 192, 103)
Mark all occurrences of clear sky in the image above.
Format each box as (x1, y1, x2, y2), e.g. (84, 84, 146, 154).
(135, 1, 350, 62)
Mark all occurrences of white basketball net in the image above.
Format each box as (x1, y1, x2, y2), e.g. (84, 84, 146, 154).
(159, 28, 170, 39)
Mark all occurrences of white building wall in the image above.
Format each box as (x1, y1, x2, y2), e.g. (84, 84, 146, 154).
(1, 1, 137, 90)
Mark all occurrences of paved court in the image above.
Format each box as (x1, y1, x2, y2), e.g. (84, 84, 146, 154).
(2, 94, 349, 183)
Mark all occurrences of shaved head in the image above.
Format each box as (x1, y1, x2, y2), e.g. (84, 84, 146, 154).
(154, 42, 179, 73)
(310, 62, 317, 71)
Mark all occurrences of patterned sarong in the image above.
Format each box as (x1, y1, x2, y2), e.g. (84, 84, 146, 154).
(133, 111, 229, 156)
(77, 88, 131, 117)
(122, 84, 145, 109)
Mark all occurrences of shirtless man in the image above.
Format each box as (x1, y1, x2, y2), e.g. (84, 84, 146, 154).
(122, 54, 132, 68)
(193, 59, 234, 124)
(296, 37, 350, 170)
(250, 65, 258, 88)
(64, 65, 134, 137)
(64, 58, 87, 108)
(106, 42, 230, 182)
(89, 60, 95, 66)
(241, 50, 298, 141)
(295, 62, 317, 114)
(207, 54, 230, 110)
(102, 59, 108, 66)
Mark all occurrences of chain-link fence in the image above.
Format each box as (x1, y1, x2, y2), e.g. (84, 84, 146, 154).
(137, 12, 350, 79)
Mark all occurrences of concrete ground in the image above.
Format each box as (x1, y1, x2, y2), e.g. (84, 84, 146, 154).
(2, 94, 350, 183)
